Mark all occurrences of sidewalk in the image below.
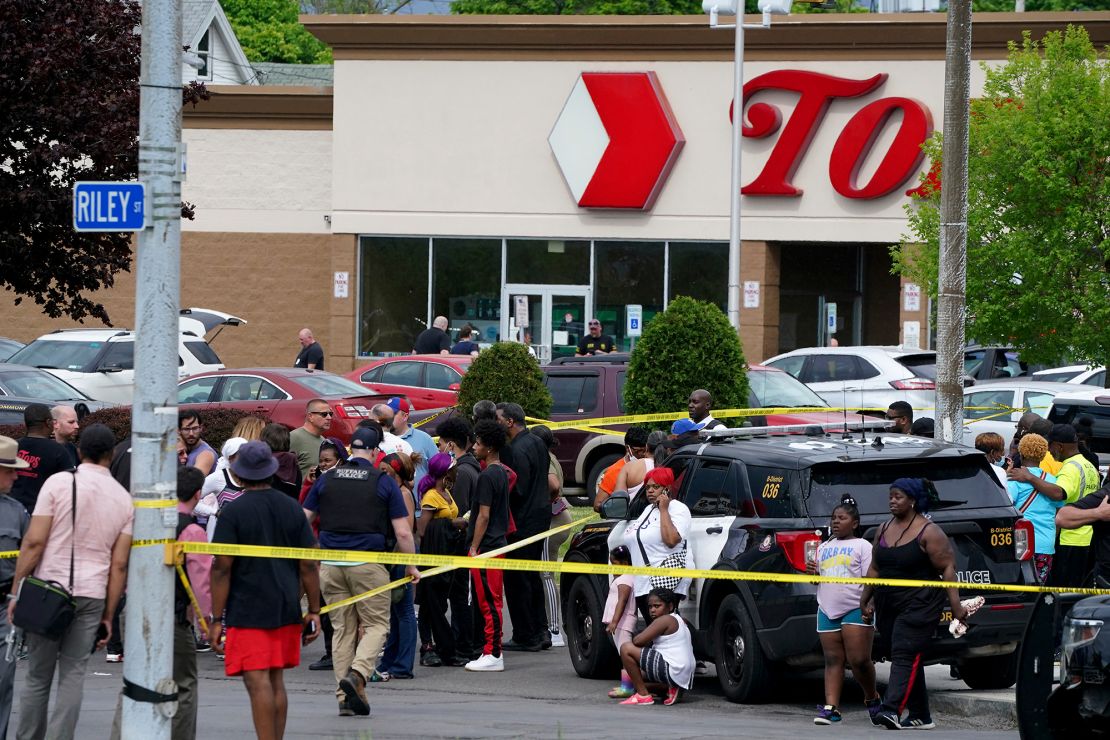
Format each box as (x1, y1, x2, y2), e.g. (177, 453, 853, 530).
(875, 663, 1018, 728)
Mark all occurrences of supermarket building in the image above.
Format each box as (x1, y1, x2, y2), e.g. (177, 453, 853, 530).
(6, 12, 1109, 371)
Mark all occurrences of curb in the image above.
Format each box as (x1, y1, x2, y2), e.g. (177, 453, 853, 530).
(930, 691, 1017, 728)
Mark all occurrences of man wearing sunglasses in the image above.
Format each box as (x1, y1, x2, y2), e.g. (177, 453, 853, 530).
(290, 399, 333, 478)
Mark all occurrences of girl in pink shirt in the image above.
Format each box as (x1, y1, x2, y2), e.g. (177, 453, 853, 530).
(603, 546, 638, 699)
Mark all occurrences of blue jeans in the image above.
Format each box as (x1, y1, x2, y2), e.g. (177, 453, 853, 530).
(377, 566, 417, 677)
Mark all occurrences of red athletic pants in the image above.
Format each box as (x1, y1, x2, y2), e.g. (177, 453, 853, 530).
(471, 555, 504, 658)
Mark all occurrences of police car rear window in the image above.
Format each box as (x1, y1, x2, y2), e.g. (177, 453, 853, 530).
(806, 459, 1009, 516)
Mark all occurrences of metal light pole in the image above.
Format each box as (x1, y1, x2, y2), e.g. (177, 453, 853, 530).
(934, 0, 971, 443)
(704, 0, 790, 334)
(122, 0, 183, 734)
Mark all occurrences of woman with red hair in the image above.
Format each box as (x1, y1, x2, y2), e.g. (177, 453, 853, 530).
(623, 466, 693, 618)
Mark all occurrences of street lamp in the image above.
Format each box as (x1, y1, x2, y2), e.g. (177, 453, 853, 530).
(702, 0, 792, 334)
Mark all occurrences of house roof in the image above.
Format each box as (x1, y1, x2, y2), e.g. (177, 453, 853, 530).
(182, 0, 257, 85)
(252, 63, 334, 87)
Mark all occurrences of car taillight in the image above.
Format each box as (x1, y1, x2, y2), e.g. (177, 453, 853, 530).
(333, 403, 373, 419)
(1014, 518, 1034, 561)
(777, 531, 822, 572)
(890, 378, 936, 390)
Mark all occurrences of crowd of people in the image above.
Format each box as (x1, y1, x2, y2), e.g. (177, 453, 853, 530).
(0, 380, 1109, 736)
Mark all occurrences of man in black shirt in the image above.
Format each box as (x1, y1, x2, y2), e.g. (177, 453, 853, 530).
(435, 415, 479, 659)
(294, 328, 325, 371)
(209, 441, 321, 738)
(575, 318, 615, 356)
(413, 316, 451, 355)
(10, 404, 72, 513)
(1057, 482, 1110, 586)
(496, 402, 554, 651)
(465, 420, 511, 672)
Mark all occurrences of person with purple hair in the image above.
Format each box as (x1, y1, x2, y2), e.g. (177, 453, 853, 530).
(415, 452, 467, 666)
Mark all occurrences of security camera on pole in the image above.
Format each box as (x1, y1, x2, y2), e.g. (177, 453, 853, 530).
(702, 0, 792, 335)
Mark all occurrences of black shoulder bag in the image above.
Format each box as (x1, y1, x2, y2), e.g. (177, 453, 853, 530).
(13, 472, 78, 640)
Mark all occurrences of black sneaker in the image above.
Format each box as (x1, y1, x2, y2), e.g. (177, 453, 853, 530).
(309, 654, 333, 671)
(873, 710, 903, 730)
(540, 630, 553, 650)
(901, 716, 935, 730)
(420, 649, 442, 667)
(502, 639, 543, 652)
(866, 698, 883, 726)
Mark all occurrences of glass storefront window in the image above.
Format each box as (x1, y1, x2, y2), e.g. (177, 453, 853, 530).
(433, 238, 502, 345)
(668, 242, 727, 312)
(358, 237, 429, 355)
(594, 241, 664, 352)
(506, 239, 590, 284)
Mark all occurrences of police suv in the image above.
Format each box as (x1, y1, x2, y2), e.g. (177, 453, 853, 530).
(561, 423, 1038, 702)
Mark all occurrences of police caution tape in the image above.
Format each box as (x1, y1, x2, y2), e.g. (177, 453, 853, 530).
(168, 541, 1110, 598)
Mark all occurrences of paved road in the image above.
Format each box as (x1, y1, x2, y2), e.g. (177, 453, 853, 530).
(11, 645, 1018, 738)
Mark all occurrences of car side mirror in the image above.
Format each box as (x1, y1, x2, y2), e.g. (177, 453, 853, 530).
(962, 375, 975, 388)
(600, 491, 630, 520)
(97, 363, 124, 373)
(448, 383, 460, 391)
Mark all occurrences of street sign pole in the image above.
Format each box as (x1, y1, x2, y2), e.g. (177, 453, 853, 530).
(121, 0, 182, 733)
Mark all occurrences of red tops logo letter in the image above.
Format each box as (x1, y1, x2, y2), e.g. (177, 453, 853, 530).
(734, 70, 932, 199)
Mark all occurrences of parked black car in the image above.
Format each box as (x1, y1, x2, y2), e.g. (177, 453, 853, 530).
(561, 425, 1040, 702)
(1046, 595, 1110, 736)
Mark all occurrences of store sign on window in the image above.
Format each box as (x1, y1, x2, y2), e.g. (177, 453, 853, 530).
(548, 72, 685, 210)
(550, 69, 932, 209)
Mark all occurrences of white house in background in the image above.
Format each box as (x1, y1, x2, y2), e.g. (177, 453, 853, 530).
(181, 0, 257, 85)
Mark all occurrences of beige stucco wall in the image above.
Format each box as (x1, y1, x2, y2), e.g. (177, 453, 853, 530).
(329, 59, 989, 242)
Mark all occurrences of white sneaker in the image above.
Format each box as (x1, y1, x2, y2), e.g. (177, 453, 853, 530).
(550, 631, 566, 648)
(106, 653, 123, 663)
(465, 653, 504, 672)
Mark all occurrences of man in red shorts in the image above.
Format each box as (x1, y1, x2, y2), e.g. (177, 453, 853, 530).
(208, 441, 321, 740)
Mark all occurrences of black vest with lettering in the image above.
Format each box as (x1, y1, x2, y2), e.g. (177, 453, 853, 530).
(318, 462, 388, 537)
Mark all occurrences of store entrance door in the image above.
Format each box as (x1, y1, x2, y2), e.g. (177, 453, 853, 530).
(501, 284, 591, 364)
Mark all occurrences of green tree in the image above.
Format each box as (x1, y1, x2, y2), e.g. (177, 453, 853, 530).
(452, 0, 704, 14)
(457, 342, 553, 419)
(893, 25, 1110, 376)
(223, 0, 332, 64)
(624, 296, 749, 415)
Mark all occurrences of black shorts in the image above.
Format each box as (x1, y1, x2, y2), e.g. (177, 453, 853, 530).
(640, 647, 675, 687)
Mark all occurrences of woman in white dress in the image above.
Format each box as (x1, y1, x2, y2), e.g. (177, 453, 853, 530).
(624, 467, 693, 614)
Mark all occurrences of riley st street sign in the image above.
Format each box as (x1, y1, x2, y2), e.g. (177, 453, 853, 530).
(73, 181, 147, 232)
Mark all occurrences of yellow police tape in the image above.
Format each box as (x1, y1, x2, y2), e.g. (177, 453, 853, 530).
(132, 499, 176, 509)
(176, 562, 210, 635)
(524, 405, 1023, 434)
(167, 537, 1110, 599)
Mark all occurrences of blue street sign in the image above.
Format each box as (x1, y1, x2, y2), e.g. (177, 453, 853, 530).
(73, 182, 147, 232)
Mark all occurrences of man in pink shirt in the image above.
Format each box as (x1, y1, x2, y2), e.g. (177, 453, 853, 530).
(7, 424, 133, 740)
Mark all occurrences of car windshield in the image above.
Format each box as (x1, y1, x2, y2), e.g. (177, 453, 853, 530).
(0, 370, 88, 400)
(1036, 370, 1082, 383)
(748, 369, 828, 408)
(296, 373, 379, 398)
(806, 457, 1009, 516)
(9, 340, 104, 371)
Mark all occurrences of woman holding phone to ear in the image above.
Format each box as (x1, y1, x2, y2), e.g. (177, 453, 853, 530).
(623, 467, 693, 621)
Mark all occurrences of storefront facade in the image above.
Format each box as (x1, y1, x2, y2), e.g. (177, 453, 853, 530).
(3, 13, 1106, 371)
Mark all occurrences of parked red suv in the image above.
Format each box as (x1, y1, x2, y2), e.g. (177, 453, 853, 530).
(542, 354, 846, 501)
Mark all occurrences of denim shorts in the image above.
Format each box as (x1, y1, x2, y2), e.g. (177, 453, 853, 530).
(817, 607, 873, 633)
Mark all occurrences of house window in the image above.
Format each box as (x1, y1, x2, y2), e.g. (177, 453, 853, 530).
(196, 29, 210, 79)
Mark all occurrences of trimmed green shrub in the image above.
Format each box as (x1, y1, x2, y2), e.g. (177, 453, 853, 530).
(457, 342, 553, 419)
(625, 296, 749, 416)
(80, 407, 269, 452)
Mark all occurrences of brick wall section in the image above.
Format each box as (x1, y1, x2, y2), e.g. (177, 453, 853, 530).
(738, 240, 781, 364)
(0, 232, 351, 371)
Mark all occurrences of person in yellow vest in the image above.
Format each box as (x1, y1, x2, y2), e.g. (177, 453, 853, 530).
(1010, 424, 1099, 587)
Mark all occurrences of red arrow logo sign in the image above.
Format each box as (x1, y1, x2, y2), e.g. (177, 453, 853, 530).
(549, 72, 685, 210)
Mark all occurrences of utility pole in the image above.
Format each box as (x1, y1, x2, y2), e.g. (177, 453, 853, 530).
(934, 0, 971, 443)
(122, 0, 182, 734)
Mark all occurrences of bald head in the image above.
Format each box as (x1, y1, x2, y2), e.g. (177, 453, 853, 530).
(433, 316, 448, 331)
(298, 328, 314, 348)
(1016, 411, 1040, 437)
(372, 404, 395, 429)
(51, 405, 79, 444)
(688, 389, 713, 423)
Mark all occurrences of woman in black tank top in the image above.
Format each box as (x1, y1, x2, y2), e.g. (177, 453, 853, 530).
(859, 478, 968, 730)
